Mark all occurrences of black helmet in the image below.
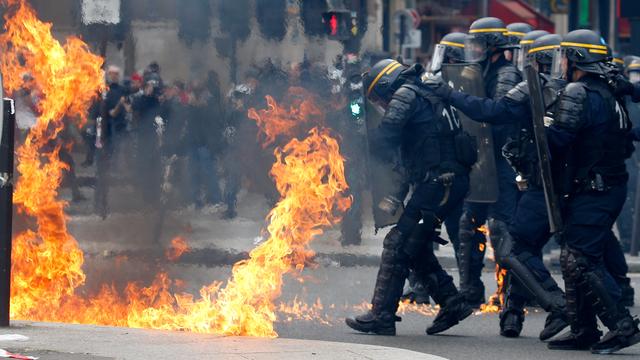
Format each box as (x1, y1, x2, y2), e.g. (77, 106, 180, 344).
(465, 17, 509, 63)
(515, 30, 549, 71)
(611, 51, 625, 73)
(528, 34, 561, 74)
(505, 22, 534, 47)
(429, 32, 466, 73)
(627, 57, 640, 83)
(552, 29, 611, 79)
(363, 59, 407, 106)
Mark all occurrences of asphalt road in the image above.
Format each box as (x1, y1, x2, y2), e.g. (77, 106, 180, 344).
(76, 260, 640, 360)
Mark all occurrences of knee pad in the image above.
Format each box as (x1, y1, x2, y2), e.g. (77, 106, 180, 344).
(488, 218, 513, 265)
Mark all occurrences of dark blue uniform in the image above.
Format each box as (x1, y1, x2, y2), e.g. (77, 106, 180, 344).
(549, 75, 634, 339)
(455, 57, 521, 305)
(347, 65, 475, 335)
(447, 78, 565, 333)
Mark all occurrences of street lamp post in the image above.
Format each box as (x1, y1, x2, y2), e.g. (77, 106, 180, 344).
(0, 80, 16, 327)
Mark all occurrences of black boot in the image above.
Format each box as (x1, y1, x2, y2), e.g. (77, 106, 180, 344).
(548, 328, 602, 350)
(539, 310, 569, 341)
(619, 278, 635, 308)
(345, 311, 400, 336)
(462, 281, 486, 308)
(426, 293, 473, 335)
(345, 228, 407, 335)
(500, 309, 524, 338)
(591, 316, 640, 354)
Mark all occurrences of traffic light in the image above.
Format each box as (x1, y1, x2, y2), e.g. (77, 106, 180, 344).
(322, 10, 353, 40)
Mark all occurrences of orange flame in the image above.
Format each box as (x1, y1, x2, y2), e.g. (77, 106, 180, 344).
(247, 87, 324, 147)
(2, 0, 103, 320)
(477, 225, 489, 236)
(479, 265, 507, 314)
(165, 236, 190, 262)
(3, 1, 351, 337)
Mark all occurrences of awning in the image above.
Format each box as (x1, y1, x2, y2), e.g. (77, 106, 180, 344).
(489, 0, 554, 33)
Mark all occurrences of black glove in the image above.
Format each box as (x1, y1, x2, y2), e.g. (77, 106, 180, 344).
(612, 74, 635, 97)
(424, 74, 453, 100)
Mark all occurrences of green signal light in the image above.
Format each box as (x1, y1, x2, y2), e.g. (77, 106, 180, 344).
(350, 101, 362, 117)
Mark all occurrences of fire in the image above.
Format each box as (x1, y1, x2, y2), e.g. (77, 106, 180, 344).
(2, 0, 103, 320)
(247, 87, 324, 147)
(477, 225, 489, 236)
(277, 297, 331, 325)
(479, 265, 508, 314)
(3, 0, 351, 337)
(165, 236, 190, 262)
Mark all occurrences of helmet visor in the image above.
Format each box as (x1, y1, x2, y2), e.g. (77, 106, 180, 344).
(517, 43, 533, 72)
(550, 47, 567, 80)
(430, 44, 447, 74)
(464, 36, 488, 63)
(630, 72, 640, 84)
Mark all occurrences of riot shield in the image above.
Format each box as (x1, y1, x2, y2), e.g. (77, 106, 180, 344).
(524, 65, 563, 233)
(364, 100, 407, 231)
(441, 63, 498, 203)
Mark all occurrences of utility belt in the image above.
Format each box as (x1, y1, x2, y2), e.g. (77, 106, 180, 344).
(573, 167, 628, 193)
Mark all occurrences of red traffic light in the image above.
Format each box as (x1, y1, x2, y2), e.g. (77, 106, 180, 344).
(329, 14, 338, 36)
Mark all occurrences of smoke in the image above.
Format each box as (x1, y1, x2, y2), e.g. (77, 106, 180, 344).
(12, 0, 377, 296)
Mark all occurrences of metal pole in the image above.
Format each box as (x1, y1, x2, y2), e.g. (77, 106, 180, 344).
(0, 95, 16, 327)
(631, 168, 640, 256)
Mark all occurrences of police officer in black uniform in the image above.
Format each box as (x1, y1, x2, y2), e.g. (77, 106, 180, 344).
(400, 31, 469, 305)
(345, 59, 477, 336)
(428, 32, 570, 341)
(456, 17, 522, 308)
(544, 30, 640, 354)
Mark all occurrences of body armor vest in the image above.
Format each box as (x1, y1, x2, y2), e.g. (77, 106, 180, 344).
(401, 83, 475, 181)
(558, 76, 631, 193)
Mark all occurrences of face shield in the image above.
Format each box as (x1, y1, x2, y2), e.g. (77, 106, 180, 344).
(430, 44, 447, 74)
(515, 43, 532, 72)
(464, 36, 488, 63)
(630, 72, 640, 84)
(550, 47, 567, 80)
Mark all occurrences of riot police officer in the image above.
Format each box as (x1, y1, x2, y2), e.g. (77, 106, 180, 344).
(545, 30, 640, 354)
(400, 31, 468, 305)
(428, 32, 569, 341)
(345, 59, 477, 336)
(504, 22, 533, 70)
(456, 17, 522, 308)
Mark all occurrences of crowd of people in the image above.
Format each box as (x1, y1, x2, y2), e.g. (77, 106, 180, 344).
(13, 57, 370, 242)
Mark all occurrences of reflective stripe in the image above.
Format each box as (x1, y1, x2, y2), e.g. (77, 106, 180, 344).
(469, 28, 508, 33)
(520, 39, 534, 45)
(613, 58, 624, 64)
(367, 61, 399, 96)
(385, 62, 403, 75)
(528, 45, 560, 54)
(440, 40, 465, 48)
(505, 31, 526, 37)
(628, 63, 640, 69)
(588, 49, 608, 54)
(561, 41, 608, 50)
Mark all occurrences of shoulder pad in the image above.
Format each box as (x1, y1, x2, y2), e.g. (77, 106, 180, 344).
(495, 65, 522, 98)
(554, 82, 588, 130)
(505, 80, 529, 103)
(392, 84, 418, 104)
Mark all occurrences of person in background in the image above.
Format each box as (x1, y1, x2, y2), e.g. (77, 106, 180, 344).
(185, 78, 223, 210)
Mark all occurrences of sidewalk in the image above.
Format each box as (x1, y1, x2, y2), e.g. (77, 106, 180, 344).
(0, 322, 447, 360)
